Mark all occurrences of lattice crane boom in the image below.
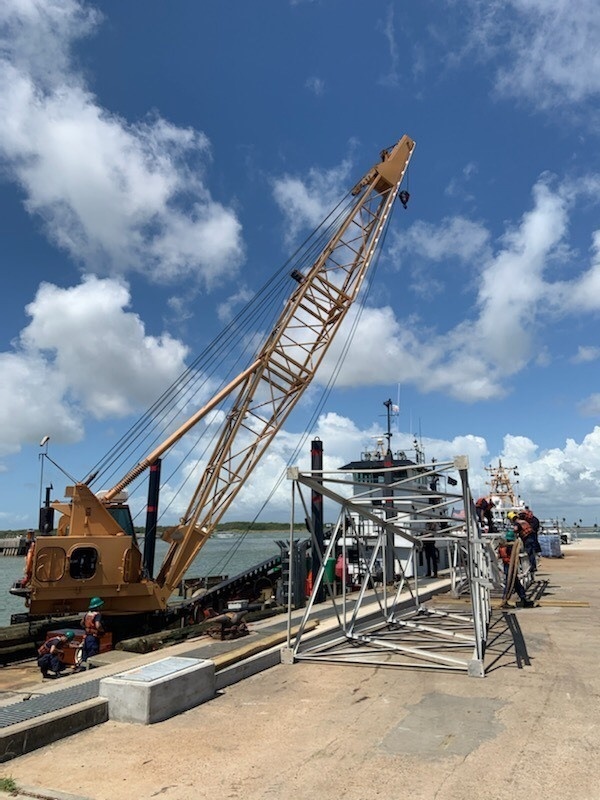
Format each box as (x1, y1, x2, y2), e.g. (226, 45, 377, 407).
(18, 135, 415, 617)
(155, 135, 416, 591)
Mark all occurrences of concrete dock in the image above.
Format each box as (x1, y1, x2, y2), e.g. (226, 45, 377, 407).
(1, 541, 599, 800)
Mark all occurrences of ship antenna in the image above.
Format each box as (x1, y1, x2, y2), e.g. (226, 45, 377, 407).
(383, 398, 394, 457)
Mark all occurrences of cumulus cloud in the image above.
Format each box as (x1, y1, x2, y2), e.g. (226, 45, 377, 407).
(188, 412, 600, 525)
(217, 287, 256, 324)
(572, 346, 600, 364)
(313, 172, 600, 402)
(272, 157, 353, 246)
(578, 395, 600, 418)
(501, 428, 600, 516)
(0, 0, 244, 285)
(0, 276, 188, 458)
(462, 0, 600, 108)
(557, 230, 600, 313)
(389, 215, 491, 269)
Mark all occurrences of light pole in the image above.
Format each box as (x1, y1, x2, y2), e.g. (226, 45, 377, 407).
(38, 435, 50, 514)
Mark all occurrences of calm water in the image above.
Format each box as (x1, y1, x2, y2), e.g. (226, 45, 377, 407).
(0, 532, 285, 626)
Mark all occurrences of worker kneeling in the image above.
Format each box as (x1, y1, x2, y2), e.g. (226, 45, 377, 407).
(38, 631, 74, 679)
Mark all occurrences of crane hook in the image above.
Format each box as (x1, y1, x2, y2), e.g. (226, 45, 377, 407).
(399, 190, 410, 209)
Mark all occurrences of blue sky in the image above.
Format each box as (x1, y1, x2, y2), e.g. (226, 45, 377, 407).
(1, 0, 600, 529)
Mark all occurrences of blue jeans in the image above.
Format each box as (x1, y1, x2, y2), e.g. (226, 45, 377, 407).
(523, 536, 538, 572)
(81, 634, 100, 663)
(38, 652, 65, 676)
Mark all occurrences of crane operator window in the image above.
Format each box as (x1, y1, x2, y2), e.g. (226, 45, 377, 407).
(69, 547, 98, 580)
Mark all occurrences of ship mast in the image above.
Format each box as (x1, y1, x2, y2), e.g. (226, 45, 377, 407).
(485, 459, 520, 508)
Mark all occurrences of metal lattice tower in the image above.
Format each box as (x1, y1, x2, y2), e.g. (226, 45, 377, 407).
(283, 456, 495, 677)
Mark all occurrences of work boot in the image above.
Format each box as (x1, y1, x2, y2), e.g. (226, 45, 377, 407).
(500, 601, 514, 609)
(520, 599, 535, 608)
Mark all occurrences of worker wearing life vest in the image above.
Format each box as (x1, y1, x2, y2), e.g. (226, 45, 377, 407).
(23, 539, 36, 585)
(514, 513, 538, 574)
(475, 497, 496, 532)
(75, 597, 104, 672)
(497, 532, 534, 609)
(38, 630, 74, 678)
(522, 507, 542, 554)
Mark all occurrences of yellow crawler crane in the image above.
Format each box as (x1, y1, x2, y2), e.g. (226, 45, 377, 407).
(15, 136, 415, 620)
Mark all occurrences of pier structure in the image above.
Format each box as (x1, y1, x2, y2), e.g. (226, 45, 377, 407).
(0, 536, 27, 557)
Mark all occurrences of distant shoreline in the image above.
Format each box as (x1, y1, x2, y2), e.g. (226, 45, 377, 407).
(0, 522, 306, 538)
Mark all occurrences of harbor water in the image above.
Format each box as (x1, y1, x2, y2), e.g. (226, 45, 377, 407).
(0, 531, 286, 627)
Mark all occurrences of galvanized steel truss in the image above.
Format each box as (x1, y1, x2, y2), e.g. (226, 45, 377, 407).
(284, 456, 494, 677)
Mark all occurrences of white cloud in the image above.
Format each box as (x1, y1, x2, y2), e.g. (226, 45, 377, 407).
(217, 287, 256, 324)
(195, 412, 600, 525)
(572, 346, 600, 364)
(0, 0, 244, 285)
(317, 305, 504, 401)
(305, 76, 325, 96)
(445, 162, 478, 199)
(501, 428, 600, 517)
(463, 0, 600, 108)
(315, 172, 600, 402)
(578, 395, 600, 417)
(272, 158, 353, 245)
(0, 276, 189, 458)
(389, 215, 491, 268)
(558, 230, 600, 313)
(376, 5, 400, 88)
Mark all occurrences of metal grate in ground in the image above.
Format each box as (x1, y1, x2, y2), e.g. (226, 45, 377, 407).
(0, 679, 100, 728)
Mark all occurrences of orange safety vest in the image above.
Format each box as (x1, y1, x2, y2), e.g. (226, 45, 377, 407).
(498, 544, 512, 565)
(515, 520, 532, 538)
(83, 611, 103, 637)
(38, 636, 63, 657)
(24, 542, 35, 584)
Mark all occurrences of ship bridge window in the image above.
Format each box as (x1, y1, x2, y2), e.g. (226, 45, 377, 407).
(355, 473, 385, 484)
(392, 471, 408, 482)
(69, 547, 98, 580)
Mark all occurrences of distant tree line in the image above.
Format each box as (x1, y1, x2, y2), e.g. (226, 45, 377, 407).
(0, 521, 306, 538)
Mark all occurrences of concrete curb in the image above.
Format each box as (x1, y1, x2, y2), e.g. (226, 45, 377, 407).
(0, 698, 108, 765)
(216, 646, 282, 691)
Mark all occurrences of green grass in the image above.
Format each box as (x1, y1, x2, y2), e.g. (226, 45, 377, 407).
(0, 775, 18, 793)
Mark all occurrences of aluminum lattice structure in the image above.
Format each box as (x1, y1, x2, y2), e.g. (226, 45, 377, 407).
(284, 456, 495, 677)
